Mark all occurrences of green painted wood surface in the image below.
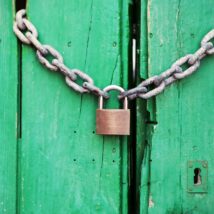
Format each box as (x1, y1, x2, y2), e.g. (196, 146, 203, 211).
(1, 1, 214, 213)
(0, 1, 17, 213)
(19, 0, 131, 213)
(139, 0, 214, 213)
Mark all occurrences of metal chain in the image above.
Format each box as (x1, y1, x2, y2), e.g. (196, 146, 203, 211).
(13, 10, 214, 101)
(119, 32, 214, 100)
(13, 9, 109, 99)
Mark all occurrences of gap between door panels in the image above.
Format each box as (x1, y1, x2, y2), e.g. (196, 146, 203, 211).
(16, 0, 27, 139)
(130, 0, 156, 213)
(129, 0, 151, 213)
(128, 0, 137, 213)
(15, 1, 27, 214)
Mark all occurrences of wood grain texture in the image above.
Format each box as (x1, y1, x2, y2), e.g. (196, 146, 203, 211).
(139, 0, 214, 213)
(0, 0, 17, 213)
(20, 0, 130, 213)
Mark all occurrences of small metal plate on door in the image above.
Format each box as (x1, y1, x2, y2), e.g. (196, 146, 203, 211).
(187, 160, 208, 193)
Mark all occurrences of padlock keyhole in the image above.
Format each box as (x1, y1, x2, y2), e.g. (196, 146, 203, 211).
(194, 168, 202, 185)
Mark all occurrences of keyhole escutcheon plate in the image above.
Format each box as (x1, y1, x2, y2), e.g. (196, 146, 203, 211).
(187, 160, 208, 193)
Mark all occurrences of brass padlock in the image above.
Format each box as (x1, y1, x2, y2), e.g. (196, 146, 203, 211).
(96, 85, 130, 135)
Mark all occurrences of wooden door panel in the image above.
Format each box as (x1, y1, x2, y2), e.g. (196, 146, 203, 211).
(139, 1, 214, 213)
(20, 0, 130, 213)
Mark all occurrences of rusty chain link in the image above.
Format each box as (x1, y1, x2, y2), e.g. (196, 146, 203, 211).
(13, 10, 214, 101)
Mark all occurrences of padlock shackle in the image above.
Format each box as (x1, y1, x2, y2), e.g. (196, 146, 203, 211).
(103, 85, 125, 93)
(98, 85, 128, 110)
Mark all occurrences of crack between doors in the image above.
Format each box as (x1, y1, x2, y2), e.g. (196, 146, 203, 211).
(15, 1, 26, 214)
(128, 0, 139, 213)
(131, 0, 155, 213)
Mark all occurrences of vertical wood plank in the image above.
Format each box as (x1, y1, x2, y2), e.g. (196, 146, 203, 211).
(145, 1, 182, 212)
(20, 0, 130, 213)
(175, 2, 214, 213)
(0, 1, 17, 213)
(139, 0, 214, 213)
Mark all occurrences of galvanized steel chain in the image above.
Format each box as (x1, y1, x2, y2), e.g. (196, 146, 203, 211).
(13, 9, 214, 101)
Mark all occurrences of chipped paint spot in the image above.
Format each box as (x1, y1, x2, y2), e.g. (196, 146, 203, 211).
(149, 196, 154, 208)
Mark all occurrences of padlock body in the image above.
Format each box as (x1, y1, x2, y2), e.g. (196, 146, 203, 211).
(96, 109, 130, 135)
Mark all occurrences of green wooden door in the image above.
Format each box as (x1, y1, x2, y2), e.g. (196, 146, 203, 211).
(19, 0, 130, 213)
(138, 1, 214, 213)
(0, 0, 214, 213)
(1, 0, 131, 213)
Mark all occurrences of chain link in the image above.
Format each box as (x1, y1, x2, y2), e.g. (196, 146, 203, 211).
(201, 29, 214, 55)
(120, 31, 214, 100)
(13, 10, 108, 97)
(13, 10, 214, 101)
